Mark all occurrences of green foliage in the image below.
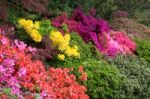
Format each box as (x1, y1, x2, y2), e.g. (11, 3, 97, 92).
(133, 3, 150, 27)
(1, 88, 17, 99)
(48, 0, 117, 19)
(48, 0, 73, 16)
(94, 0, 118, 19)
(136, 39, 150, 63)
(115, 0, 149, 11)
(48, 0, 93, 16)
(62, 23, 68, 32)
(3, 88, 11, 94)
(6, 0, 150, 21)
(82, 59, 123, 99)
(39, 19, 55, 36)
(48, 0, 150, 19)
(133, 10, 150, 27)
(8, 6, 22, 25)
(108, 55, 150, 98)
(8, 5, 40, 25)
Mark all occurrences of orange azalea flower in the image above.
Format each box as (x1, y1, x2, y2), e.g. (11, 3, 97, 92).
(79, 72, 87, 81)
(78, 66, 84, 73)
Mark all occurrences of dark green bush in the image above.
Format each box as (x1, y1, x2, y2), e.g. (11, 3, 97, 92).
(135, 39, 150, 63)
(48, 0, 117, 19)
(108, 55, 150, 98)
(48, 0, 150, 19)
(7, 2, 41, 24)
(133, 9, 150, 27)
(115, 0, 149, 12)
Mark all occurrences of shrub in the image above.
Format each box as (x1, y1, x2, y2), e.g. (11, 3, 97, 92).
(82, 59, 123, 99)
(108, 55, 150, 98)
(136, 39, 150, 63)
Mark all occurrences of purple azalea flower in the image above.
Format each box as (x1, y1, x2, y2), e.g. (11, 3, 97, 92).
(3, 58, 15, 67)
(18, 67, 26, 77)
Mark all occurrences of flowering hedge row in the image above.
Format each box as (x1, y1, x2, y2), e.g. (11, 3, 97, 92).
(52, 8, 136, 56)
(0, 30, 89, 98)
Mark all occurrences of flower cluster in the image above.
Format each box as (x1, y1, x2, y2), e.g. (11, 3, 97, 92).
(90, 31, 136, 56)
(0, 31, 88, 98)
(50, 30, 80, 60)
(18, 19, 42, 42)
(110, 31, 136, 53)
(52, 8, 136, 56)
(0, 34, 23, 97)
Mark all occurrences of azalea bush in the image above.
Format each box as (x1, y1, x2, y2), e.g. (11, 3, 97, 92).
(0, 30, 89, 98)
